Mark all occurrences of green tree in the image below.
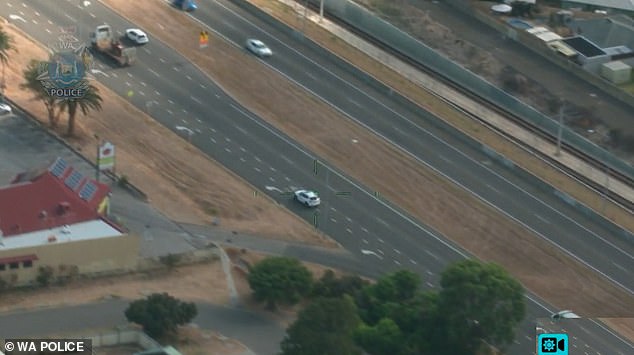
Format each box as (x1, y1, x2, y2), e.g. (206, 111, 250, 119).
(21, 60, 61, 127)
(311, 269, 368, 299)
(0, 26, 15, 98)
(124, 292, 197, 339)
(280, 296, 362, 355)
(247, 256, 312, 310)
(355, 270, 421, 324)
(59, 81, 102, 136)
(436, 260, 526, 354)
(354, 318, 407, 355)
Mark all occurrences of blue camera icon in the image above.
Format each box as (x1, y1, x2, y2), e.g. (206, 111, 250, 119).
(538, 333, 568, 354)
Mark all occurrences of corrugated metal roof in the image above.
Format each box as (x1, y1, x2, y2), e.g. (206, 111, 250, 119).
(0, 158, 111, 237)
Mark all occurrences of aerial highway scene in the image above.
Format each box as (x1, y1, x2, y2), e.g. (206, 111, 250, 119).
(0, 0, 632, 354)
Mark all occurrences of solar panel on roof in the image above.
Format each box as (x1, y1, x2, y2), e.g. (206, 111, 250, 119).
(64, 170, 84, 190)
(49, 158, 68, 178)
(79, 181, 98, 201)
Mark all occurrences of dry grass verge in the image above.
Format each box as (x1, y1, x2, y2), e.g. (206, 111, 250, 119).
(101, 0, 634, 319)
(1, 19, 335, 248)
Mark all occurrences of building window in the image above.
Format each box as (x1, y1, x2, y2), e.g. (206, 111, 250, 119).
(9, 263, 19, 270)
(23, 260, 33, 268)
(0, 264, 5, 271)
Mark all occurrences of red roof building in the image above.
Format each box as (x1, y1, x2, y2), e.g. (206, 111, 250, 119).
(0, 158, 111, 237)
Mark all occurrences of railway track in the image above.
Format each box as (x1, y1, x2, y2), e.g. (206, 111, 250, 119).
(302, 0, 634, 212)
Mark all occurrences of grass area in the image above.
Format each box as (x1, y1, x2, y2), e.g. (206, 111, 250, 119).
(249, 0, 634, 233)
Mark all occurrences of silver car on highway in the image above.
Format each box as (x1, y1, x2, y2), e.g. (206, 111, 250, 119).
(246, 39, 272, 57)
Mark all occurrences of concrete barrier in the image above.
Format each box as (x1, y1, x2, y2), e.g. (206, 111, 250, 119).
(229, 0, 634, 244)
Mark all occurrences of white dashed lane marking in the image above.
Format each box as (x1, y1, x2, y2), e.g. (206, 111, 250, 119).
(425, 250, 439, 260)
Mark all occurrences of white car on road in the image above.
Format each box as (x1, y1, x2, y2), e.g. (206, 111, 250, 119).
(246, 39, 272, 57)
(294, 189, 320, 207)
(126, 28, 149, 44)
(551, 310, 580, 320)
(0, 103, 12, 115)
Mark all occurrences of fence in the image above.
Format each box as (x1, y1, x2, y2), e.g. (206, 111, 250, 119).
(307, 0, 634, 182)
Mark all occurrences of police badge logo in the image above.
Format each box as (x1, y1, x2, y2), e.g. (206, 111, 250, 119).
(37, 27, 94, 99)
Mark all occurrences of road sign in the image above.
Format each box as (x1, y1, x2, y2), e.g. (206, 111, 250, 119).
(98, 141, 115, 171)
(199, 30, 209, 48)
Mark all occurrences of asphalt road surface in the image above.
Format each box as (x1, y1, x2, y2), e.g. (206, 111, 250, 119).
(0, 300, 284, 355)
(0, 0, 632, 353)
(195, 0, 634, 293)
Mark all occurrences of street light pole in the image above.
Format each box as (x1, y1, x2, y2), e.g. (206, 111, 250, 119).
(319, 0, 324, 23)
(302, 0, 309, 34)
(95, 134, 100, 182)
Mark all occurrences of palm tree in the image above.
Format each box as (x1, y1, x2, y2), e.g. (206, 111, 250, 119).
(0, 26, 16, 99)
(21, 59, 60, 127)
(59, 81, 103, 136)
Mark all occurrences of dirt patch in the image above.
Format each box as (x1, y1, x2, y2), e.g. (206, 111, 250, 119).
(3, 259, 252, 355)
(172, 325, 252, 355)
(100, 0, 634, 318)
(0, 19, 335, 248)
(0, 262, 232, 312)
(252, 0, 634, 232)
(0, 248, 343, 329)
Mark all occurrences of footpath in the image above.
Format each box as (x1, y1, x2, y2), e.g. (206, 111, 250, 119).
(266, 0, 634, 207)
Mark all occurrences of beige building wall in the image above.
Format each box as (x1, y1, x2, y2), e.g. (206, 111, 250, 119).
(0, 234, 140, 286)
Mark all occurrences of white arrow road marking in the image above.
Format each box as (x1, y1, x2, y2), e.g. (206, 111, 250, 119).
(361, 249, 383, 260)
(90, 69, 109, 77)
(8, 14, 27, 22)
(174, 126, 194, 135)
